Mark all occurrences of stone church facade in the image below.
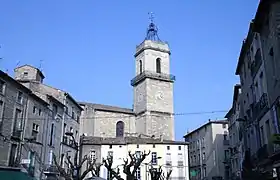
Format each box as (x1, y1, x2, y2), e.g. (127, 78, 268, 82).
(80, 21, 176, 140)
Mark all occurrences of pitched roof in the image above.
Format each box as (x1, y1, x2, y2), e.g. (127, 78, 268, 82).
(14, 64, 45, 79)
(79, 102, 134, 114)
(0, 70, 48, 106)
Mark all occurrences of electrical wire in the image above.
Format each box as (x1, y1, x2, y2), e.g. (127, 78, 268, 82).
(0, 110, 228, 120)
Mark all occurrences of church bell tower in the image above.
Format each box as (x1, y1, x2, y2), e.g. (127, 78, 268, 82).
(131, 13, 175, 140)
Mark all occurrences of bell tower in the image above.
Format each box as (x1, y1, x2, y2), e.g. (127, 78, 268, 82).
(131, 13, 175, 140)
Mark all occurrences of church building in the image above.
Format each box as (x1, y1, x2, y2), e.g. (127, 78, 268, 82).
(79, 18, 176, 140)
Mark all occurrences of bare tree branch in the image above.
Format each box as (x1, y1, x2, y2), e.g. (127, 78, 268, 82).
(103, 157, 124, 180)
(53, 154, 71, 180)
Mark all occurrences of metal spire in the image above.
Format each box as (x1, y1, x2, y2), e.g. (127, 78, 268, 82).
(145, 12, 162, 42)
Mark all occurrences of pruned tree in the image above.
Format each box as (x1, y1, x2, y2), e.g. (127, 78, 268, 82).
(52, 132, 102, 180)
(103, 156, 124, 180)
(123, 150, 150, 180)
(149, 166, 172, 180)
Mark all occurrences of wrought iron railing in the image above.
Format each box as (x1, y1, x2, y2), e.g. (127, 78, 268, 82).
(223, 140, 230, 145)
(252, 93, 269, 121)
(131, 71, 175, 86)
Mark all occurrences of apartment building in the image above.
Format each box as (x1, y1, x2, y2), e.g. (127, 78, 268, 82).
(13, 64, 83, 176)
(184, 120, 229, 180)
(80, 136, 189, 180)
(0, 70, 51, 179)
(230, 0, 280, 179)
(224, 85, 243, 180)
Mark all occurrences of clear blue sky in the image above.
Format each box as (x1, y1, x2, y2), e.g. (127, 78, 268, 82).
(0, 0, 259, 140)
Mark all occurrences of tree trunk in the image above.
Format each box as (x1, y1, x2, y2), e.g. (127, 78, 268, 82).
(126, 174, 136, 180)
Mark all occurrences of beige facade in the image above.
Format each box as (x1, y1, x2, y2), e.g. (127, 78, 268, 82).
(184, 120, 229, 180)
(80, 27, 176, 140)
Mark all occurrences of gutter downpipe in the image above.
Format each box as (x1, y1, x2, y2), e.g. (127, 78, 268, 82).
(59, 93, 68, 158)
(17, 93, 30, 167)
(40, 104, 50, 179)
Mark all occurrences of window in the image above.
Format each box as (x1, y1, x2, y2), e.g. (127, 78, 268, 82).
(156, 58, 161, 73)
(260, 126, 264, 146)
(167, 146, 170, 150)
(23, 72, 28, 76)
(139, 60, 143, 74)
(33, 106, 36, 114)
(135, 151, 141, 159)
(65, 105, 68, 115)
(77, 115, 80, 123)
(109, 145, 112, 149)
(136, 168, 141, 180)
(70, 127, 73, 133)
(0, 80, 5, 94)
(0, 101, 3, 131)
(202, 152, 205, 161)
(32, 123, 39, 140)
(107, 151, 113, 158)
(39, 109, 41, 116)
(178, 146, 181, 150)
(166, 153, 172, 166)
(13, 109, 22, 133)
(116, 121, 124, 137)
(53, 104, 58, 117)
(136, 144, 139, 148)
(153, 144, 155, 148)
(60, 153, 65, 167)
(89, 150, 96, 162)
(17, 91, 23, 103)
(72, 108, 75, 119)
(222, 123, 227, 129)
(49, 123, 54, 146)
(8, 144, 17, 166)
(151, 152, 157, 165)
(203, 167, 206, 177)
(224, 134, 228, 140)
(266, 120, 271, 143)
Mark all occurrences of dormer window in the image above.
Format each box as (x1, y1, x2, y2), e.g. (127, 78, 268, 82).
(23, 72, 28, 76)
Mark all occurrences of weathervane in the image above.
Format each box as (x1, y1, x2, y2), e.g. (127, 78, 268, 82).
(148, 12, 154, 23)
(145, 12, 162, 42)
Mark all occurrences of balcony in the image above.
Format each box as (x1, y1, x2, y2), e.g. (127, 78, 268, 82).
(223, 140, 230, 146)
(257, 144, 269, 161)
(131, 70, 175, 86)
(252, 93, 269, 121)
(11, 129, 22, 140)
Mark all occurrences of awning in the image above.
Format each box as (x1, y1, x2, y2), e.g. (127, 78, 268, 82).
(0, 168, 35, 180)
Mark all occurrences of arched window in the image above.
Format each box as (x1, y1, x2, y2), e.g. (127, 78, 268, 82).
(139, 60, 143, 74)
(156, 58, 161, 73)
(116, 121, 124, 137)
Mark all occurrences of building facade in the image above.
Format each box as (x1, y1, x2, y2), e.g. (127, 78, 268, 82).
(80, 136, 189, 180)
(14, 64, 83, 176)
(80, 20, 175, 141)
(0, 70, 51, 179)
(184, 120, 229, 180)
(224, 85, 243, 180)
(226, 0, 280, 179)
